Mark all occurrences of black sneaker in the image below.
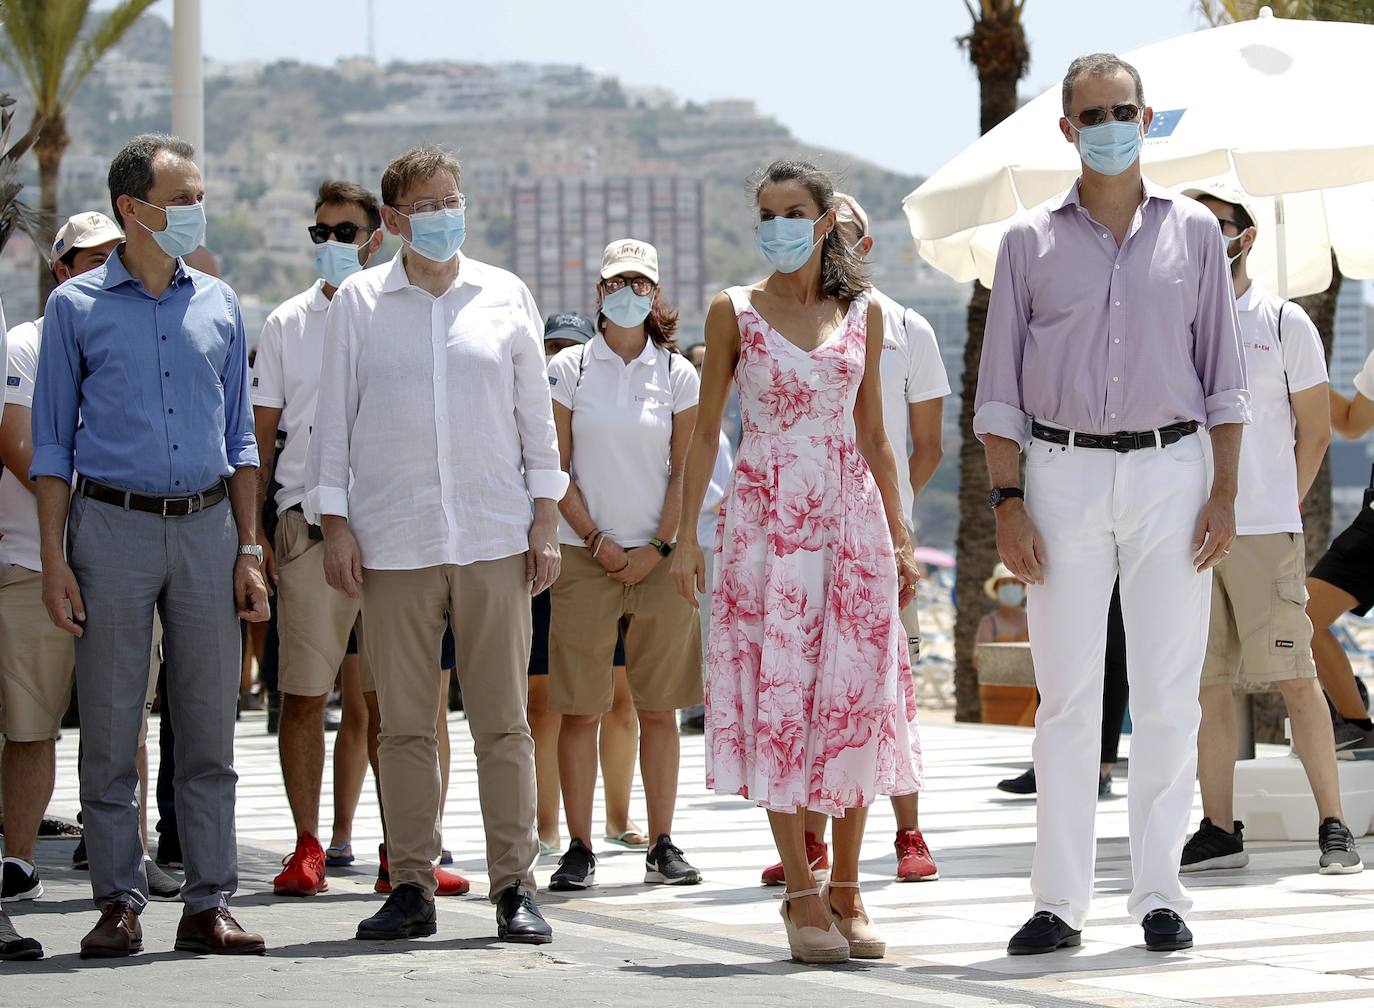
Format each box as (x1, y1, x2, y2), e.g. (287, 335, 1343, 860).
(1007, 911, 1080, 955)
(997, 768, 1036, 795)
(1318, 817, 1364, 875)
(1098, 770, 1112, 799)
(549, 838, 596, 891)
(144, 859, 183, 901)
(1180, 818, 1247, 873)
(1142, 909, 1192, 952)
(73, 836, 89, 870)
(0, 860, 41, 902)
(156, 833, 184, 870)
(644, 834, 702, 885)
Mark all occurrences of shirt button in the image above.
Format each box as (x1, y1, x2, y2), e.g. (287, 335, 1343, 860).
(1102, 233, 1109, 240)
(1114, 300, 1121, 306)
(168, 408, 174, 414)
(173, 444, 179, 450)
(164, 371, 170, 377)
(174, 480, 181, 486)
(1113, 338, 1120, 344)
(1114, 264, 1120, 270)
(1111, 413, 1117, 419)
(1112, 376, 1119, 382)
(161, 335, 167, 341)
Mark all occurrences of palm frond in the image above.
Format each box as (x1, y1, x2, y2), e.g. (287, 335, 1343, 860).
(60, 0, 157, 105)
(0, 0, 91, 116)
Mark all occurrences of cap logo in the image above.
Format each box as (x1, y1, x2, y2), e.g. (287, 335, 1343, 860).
(615, 242, 648, 259)
(54, 238, 65, 254)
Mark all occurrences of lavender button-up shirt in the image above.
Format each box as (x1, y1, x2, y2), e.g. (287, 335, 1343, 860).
(973, 181, 1250, 447)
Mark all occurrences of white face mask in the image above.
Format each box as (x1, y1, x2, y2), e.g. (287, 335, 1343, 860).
(996, 582, 1026, 607)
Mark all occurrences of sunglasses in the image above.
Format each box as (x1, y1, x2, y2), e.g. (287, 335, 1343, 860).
(307, 222, 374, 245)
(1070, 103, 1142, 129)
(603, 276, 656, 296)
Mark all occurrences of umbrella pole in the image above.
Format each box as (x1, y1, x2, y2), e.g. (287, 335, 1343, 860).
(1275, 193, 1289, 300)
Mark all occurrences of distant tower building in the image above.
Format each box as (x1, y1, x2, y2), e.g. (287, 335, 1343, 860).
(1332, 279, 1370, 391)
(510, 175, 705, 324)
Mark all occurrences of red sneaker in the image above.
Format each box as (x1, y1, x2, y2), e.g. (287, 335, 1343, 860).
(376, 844, 471, 896)
(760, 831, 829, 887)
(274, 833, 328, 897)
(894, 828, 939, 882)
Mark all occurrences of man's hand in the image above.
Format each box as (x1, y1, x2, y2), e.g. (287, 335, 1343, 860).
(995, 501, 1046, 584)
(593, 538, 629, 575)
(42, 559, 85, 637)
(609, 546, 659, 586)
(235, 556, 271, 622)
(1192, 493, 1236, 572)
(527, 515, 561, 595)
(258, 530, 278, 585)
(322, 519, 364, 598)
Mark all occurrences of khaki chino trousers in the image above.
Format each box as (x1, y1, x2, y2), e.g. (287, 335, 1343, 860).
(360, 555, 537, 901)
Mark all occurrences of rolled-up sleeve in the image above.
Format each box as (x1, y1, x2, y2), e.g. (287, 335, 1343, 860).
(221, 294, 260, 469)
(1192, 223, 1250, 428)
(29, 293, 82, 482)
(973, 231, 1032, 447)
(304, 289, 359, 520)
(511, 284, 569, 502)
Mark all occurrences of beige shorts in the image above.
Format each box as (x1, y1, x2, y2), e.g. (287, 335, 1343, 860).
(549, 545, 703, 715)
(0, 564, 77, 742)
(1202, 532, 1317, 688)
(275, 508, 363, 697)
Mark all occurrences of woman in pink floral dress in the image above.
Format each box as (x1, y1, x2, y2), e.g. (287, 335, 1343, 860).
(673, 160, 921, 964)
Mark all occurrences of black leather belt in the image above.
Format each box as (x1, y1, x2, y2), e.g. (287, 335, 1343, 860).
(76, 476, 226, 517)
(1031, 420, 1199, 453)
(286, 503, 324, 541)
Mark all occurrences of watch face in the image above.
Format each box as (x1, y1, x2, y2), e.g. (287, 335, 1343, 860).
(988, 490, 1001, 508)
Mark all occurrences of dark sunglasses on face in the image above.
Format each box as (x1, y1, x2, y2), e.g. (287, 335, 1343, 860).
(1071, 103, 1142, 129)
(307, 222, 374, 245)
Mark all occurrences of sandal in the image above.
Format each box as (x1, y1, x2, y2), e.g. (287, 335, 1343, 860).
(604, 828, 650, 850)
(779, 887, 849, 964)
(325, 842, 355, 867)
(824, 880, 886, 959)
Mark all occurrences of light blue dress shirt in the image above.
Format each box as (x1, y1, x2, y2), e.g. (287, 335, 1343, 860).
(30, 246, 258, 495)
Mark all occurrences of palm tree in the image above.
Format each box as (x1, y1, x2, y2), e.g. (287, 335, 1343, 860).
(0, 92, 42, 257)
(1199, 0, 1373, 743)
(952, 0, 1030, 723)
(0, 0, 156, 305)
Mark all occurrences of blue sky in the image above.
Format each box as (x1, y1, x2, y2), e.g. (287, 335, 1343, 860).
(137, 0, 1202, 178)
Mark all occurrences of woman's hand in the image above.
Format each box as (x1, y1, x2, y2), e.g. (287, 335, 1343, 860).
(895, 540, 921, 610)
(671, 538, 705, 606)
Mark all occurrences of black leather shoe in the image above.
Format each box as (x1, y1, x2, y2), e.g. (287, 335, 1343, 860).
(1142, 909, 1192, 952)
(1007, 911, 1081, 955)
(997, 768, 1036, 795)
(496, 884, 552, 945)
(356, 883, 436, 941)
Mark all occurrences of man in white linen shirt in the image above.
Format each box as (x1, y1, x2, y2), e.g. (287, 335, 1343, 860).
(305, 146, 565, 946)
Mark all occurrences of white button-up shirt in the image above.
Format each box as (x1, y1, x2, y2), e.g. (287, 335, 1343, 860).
(305, 251, 568, 570)
(250, 281, 330, 513)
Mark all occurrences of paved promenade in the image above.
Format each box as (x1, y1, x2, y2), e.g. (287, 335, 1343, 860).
(5, 710, 1374, 1007)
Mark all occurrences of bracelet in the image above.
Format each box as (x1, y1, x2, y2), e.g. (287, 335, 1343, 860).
(592, 534, 606, 558)
(582, 528, 602, 547)
(612, 561, 630, 573)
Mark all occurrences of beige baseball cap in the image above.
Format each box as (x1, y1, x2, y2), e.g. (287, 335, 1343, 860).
(1181, 179, 1258, 228)
(52, 211, 123, 262)
(833, 192, 870, 237)
(600, 238, 658, 285)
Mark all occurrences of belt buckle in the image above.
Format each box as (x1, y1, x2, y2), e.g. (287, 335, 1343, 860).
(161, 496, 173, 517)
(1111, 434, 1133, 453)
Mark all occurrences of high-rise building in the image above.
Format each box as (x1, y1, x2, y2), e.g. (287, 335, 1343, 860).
(1330, 279, 1368, 391)
(510, 175, 705, 323)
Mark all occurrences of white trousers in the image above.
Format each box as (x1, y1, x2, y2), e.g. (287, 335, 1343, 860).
(1024, 433, 1211, 929)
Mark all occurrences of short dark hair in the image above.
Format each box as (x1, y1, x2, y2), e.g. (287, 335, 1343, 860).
(1229, 201, 1255, 233)
(380, 145, 461, 207)
(1062, 53, 1145, 115)
(107, 133, 196, 227)
(315, 180, 381, 231)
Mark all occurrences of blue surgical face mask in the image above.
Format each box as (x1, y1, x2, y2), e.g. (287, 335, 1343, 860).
(996, 582, 1025, 607)
(314, 239, 365, 288)
(756, 215, 826, 273)
(135, 198, 206, 258)
(601, 284, 654, 328)
(404, 207, 465, 263)
(1071, 119, 1144, 176)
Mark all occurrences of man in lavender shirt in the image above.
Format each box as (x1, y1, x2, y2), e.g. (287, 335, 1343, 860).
(974, 54, 1249, 956)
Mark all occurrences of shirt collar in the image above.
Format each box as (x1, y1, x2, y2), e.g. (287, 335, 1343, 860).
(306, 278, 330, 312)
(99, 243, 192, 291)
(1054, 177, 1175, 214)
(381, 247, 470, 294)
(590, 332, 659, 366)
(1235, 281, 1266, 312)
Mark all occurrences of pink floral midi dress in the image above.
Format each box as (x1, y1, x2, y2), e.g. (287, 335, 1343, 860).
(704, 286, 922, 816)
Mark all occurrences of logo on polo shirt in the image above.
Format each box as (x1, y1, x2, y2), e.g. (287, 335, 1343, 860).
(5, 375, 19, 387)
(251, 376, 259, 386)
(548, 376, 558, 386)
(1275, 639, 1294, 649)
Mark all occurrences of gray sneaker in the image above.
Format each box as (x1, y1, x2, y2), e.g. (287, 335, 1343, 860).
(1332, 720, 1369, 752)
(1318, 818, 1363, 875)
(145, 859, 183, 902)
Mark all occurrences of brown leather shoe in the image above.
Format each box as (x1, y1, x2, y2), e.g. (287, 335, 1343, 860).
(174, 906, 266, 955)
(80, 903, 143, 959)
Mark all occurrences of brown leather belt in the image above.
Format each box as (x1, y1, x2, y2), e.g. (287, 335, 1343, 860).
(1031, 420, 1199, 453)
(75, 476, 227, 517)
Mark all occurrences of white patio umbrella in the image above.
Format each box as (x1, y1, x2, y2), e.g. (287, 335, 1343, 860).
(903, 7, 1374, 297)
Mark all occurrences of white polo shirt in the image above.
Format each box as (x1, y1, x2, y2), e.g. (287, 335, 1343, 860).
(548, 335, 699, 548)
(1230, 282, 1327, 535)
(869, 288, 950, 526)
(250, 281, 330, 513)
(1, 318, 43, 571)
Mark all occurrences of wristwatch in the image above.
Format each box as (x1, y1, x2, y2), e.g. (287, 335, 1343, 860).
(648, 536, 674, 558)
(987, 487, 1025, 510)
(237, 544, 265, 564)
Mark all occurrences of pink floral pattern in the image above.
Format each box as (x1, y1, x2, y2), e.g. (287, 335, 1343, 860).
(704, 287, 922, 816)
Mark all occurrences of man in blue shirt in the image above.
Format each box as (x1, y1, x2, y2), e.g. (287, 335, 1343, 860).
(30, 133, 269, 959)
